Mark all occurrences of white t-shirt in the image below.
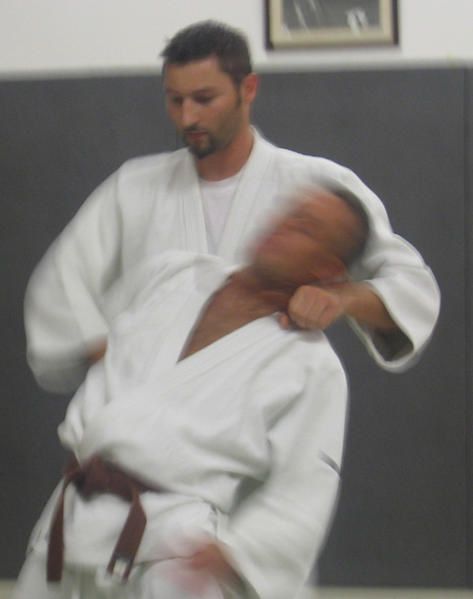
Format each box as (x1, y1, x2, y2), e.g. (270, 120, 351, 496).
(200, 171, 242, 253)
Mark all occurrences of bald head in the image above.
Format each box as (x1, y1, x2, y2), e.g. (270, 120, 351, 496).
(249, 186, 369, 289)
(308, 184, 370, 268)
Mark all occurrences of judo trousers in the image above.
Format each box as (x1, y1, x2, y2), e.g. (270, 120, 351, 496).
(11, 551, 241, 599)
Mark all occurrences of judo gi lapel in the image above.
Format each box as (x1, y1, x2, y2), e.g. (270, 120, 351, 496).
(77, 315, 283, 463)
(177, 151, 208, 253)
(140, 256, 232, 380)
(153, 260, 227, 373)
(217, 130, 278, 262)
(170, 316, 280, 388)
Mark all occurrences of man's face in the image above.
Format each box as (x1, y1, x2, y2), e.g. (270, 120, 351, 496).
(164, 57, 251, 159)
(250, 191, 361, 287)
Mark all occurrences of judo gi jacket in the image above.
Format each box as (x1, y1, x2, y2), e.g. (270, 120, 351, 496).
(25, 130, 440, 392)
(27, 251, 348, 599)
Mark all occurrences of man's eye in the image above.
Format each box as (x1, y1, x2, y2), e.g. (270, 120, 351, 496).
(194, 96, 214, 105)
(292, 217, 314, 236)
(296, 223, 318, 237)
(299, 226, 315, 237)
(169, 96, 183, 106)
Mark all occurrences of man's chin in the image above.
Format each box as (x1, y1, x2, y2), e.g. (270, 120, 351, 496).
(187, 143, 216, 160)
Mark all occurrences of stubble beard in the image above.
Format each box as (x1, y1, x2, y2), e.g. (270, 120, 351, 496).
(183, 92, 244, 160)
(184, 130, 220, 159)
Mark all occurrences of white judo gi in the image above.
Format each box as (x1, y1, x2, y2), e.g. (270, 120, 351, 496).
(24, 130, 440, 393)
(16, 251, 348, 599)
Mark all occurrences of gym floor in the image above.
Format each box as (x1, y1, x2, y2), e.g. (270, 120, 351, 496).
(2, 581, 472, 599)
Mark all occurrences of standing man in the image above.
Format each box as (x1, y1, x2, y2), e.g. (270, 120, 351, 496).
(25, 20, 440, 393)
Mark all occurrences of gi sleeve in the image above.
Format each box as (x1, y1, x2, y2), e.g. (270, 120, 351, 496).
(24, 171, 123, 393)
(327, 165, 440, 371)
(218, 354, 347, 599)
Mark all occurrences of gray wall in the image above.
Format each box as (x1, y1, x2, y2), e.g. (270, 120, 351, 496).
(0, 68, 471, 588)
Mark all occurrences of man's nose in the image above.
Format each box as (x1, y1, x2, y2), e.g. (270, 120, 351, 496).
(181, 98, 199, 128)
(280, 217, 297, 232)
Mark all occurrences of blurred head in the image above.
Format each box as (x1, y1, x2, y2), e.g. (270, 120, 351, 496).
(161, 21, 257, 159)
(249, 186, 369, 289)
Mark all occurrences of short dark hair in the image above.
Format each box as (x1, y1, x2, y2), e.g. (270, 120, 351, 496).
(323, 184, 370, 267)
(161, 20, 252, 86)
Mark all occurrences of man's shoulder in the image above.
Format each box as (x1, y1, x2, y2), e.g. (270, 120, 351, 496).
(257, 322, 345, 377)
(282, 328, 347, 382)
(132, 250, 228, 295)
(105, 251, 227, 320)
(136, 249, 225, 279)
(115, 147, 189, 181)
(263, 138, 373, 203)
(271, 143, 350, 176)
(255, 130, 346, 173)
(251, 326, 347, 415)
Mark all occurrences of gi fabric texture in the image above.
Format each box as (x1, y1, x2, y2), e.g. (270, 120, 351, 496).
(21, 252, 348, 599)
(24, 130, 441, 393)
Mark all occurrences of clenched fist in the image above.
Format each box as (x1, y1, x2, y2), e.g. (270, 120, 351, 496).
(279, 284, 346, 330)
(279, 281, 398, 333)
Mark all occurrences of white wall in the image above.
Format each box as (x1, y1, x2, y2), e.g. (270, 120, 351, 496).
(0, 0, 472, 77)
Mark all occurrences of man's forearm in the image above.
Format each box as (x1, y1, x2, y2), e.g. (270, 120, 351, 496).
(336, 281, 398, 332)
(283, 281, 399, 333)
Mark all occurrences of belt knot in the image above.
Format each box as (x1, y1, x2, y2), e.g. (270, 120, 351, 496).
(47, 454, 159, 584)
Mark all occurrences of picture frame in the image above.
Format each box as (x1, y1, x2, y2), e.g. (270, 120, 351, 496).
(265, 0, 398, 49)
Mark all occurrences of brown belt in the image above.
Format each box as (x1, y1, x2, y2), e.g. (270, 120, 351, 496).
(47, 454, 161, 583)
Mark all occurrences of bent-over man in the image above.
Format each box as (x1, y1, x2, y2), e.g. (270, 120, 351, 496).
(14, 186, 368, 599)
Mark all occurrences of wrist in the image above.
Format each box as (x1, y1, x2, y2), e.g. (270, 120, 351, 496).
(331, 282, 398, 332)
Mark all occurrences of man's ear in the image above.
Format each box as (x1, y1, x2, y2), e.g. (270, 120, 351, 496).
(241, 73, 259, 104)
(311, 255, 347, 284)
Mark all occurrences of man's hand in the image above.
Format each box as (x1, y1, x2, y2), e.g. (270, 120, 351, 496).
(189, 542, 238, 583)
(86, 339, 107, 365)
(164, 542, 240, 596)
(279, 285, 344, 330)
(279, 282, 399, 332)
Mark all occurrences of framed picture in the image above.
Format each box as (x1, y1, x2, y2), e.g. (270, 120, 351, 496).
(266, 0, 398, 49)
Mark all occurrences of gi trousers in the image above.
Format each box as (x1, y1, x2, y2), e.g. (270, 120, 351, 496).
(11, 551, 244, 599)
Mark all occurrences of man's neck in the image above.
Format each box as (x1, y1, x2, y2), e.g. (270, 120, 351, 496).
(178, 266, 292, 361)
(195, 126, 254, 182)
(223, 267, 295, 316)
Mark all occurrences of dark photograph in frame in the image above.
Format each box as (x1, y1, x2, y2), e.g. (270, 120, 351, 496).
(266, 0, 399, 49)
